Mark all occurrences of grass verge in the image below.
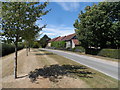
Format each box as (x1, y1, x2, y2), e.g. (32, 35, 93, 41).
(39, 50, 118, 88)
(53, 49, 119, 62)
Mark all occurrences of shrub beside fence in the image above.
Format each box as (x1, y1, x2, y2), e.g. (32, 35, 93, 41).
(2, 43, 24, 56)
(98, 49, 120, 59)
(85, 48, 101, 55)
(72, 46, 85, 52)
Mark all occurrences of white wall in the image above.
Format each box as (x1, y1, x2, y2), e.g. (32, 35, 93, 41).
(66, 41, 71, 48)
(47, 43, 51, 47)
(72, 40, 75, 48)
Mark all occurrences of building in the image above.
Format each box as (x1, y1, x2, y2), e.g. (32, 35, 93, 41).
(47, 33, 80, 48)
(47, 36, 60, 47)
(62, 33, 77, 48)
(55, 36, 66, 41)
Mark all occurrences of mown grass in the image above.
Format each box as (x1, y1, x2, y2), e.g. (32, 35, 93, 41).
(39, 50, 118, 88)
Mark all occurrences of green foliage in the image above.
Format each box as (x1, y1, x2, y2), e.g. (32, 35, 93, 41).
(51, 41, 66, 49)
(23, 25, 47, 49)
(2, 2, 49, 47)
(109, 22, 120, 48)
(2, 43, 24, 56)
(2, 2, 49, 78)
(32, 41, 40, 48)
(72, 46, 85, 52)
(39, 34, 51, 48)
(85, 48, 101, 55)
(98, 49, 120, 59)
(74, 2, 120, 49)
(66, 47, 72, 51)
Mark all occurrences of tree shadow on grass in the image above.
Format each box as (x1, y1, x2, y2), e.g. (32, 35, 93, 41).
(38, 49, 46, 51)
(28, 64, 95, 83)
(32, 50, 39, 52)
(35, 53, 55, 56)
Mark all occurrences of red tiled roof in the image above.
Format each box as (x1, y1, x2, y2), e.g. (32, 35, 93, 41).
(72, 39, 80, 45)
(62, 33, 76, 41)
(49, 33, 76, 42)
(48, 36, 60, 42)
(55, 36, 66, 41)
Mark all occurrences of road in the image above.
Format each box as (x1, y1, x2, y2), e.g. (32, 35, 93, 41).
(41, 48, 119, 80)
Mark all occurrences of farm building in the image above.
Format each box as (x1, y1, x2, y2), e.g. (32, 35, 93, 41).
(47, 33, 80, 48)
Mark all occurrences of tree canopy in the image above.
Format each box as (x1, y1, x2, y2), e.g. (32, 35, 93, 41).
(74, 2, 120, 49)
(2, 2, 49, 78)
(2, 2, 49, 44)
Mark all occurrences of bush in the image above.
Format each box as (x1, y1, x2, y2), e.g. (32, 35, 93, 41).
(32, 42, 40, 48)
(66, 47, 72, 51)
(2, 43, 14, 56)
(2, 43, 24, 56)
(18, 43, 24, 50)
(85, 48, 100, 55)
(72, 46, 85, 52)
(71, 48, 75, 52)
(98, 49, 120, 59)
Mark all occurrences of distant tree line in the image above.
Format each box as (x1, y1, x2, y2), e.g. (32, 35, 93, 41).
(39, 34, 51, 48)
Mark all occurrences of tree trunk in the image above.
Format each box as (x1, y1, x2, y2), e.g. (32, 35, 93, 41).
(26, 47, 28, 56)
(29, 47, 30, 52)
(14, 42, 18, 79)
(29, 45, 30, 52)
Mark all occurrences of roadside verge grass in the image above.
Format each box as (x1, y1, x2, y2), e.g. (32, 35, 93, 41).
(54, 49, 119, 62)
(39, 50, 118, 88)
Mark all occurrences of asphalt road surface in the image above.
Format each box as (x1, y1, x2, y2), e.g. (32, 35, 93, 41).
(41, 48, 119, 80)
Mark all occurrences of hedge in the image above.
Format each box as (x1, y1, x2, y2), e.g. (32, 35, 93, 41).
(85, 48, 101, 55)
(1, 43, 24, 56)
(98, 49, 120, 59)
(51, 41, 66, 49)
(72, 46, 85, 52)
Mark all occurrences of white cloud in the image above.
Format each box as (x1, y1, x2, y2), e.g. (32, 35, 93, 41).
(44, 33, 56, 36)
(56, 2, 80, 12)
(41, 24, 75, 38)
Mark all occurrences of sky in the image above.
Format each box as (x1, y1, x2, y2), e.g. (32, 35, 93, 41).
(36, 2, 100, 39)
(0, 0, 102, 40)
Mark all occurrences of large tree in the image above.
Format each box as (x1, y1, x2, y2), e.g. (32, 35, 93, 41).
(74, 2, 120, 49)
(23, 25, 46, 56)
(2, 2, 49, 78)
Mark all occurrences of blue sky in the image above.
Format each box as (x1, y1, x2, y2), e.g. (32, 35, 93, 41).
(36, 2, 100, 39)
(0, 1, 102, 39)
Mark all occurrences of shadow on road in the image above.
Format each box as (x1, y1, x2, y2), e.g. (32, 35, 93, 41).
(29, 64, 95, 82)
